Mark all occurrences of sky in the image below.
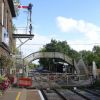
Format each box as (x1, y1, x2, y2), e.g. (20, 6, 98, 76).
(13, 0, 100, 57)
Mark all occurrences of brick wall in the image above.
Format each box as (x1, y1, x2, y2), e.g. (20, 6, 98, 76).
(0, 0, 15, 56)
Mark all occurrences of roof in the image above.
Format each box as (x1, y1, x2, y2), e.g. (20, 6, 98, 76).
(7, 0, 16, 17)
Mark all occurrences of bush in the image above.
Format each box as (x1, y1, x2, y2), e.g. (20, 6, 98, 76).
(0, 76, 5, 83)
(93, 80, 100, 87)
(90, 79, 100, 89)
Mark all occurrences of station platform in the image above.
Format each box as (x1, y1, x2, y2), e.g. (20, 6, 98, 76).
(0, 88, 44, 100)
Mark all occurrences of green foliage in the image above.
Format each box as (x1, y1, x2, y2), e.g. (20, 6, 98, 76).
(92, 80, 100, 87)
(0, 55, 12, 68)
(93, 46, 100, 55)
(12, 24, 16, 32)
(68, 49, 80, 61)
(39, 39, 100, 70)
(92, 46, 100, 68)
(79, 46, 100, 68)
(28, 63, 38, 69)
(79, 50, 94, 66)
(39, 39, 79, 71)
(0, 76, 6, 83)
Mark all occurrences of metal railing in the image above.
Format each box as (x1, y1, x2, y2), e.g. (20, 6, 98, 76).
(30, 73, 92, 87)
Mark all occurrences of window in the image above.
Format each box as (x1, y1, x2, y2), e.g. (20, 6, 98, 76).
(1, 1, 4, 26)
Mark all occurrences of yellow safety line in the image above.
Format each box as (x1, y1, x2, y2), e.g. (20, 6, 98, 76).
(16, 92, 21, 100)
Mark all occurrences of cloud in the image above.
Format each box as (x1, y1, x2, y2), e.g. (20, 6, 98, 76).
(15, 17, 100, 57)
(56, 16, 100, 51)
(56, 17, 77, 32)
(16, 33, 51, 57)
(68, 40, 94, 51)
(15, 29, 61, 57)
(56, 16, 100, 41)
(86, 31, 99, 41)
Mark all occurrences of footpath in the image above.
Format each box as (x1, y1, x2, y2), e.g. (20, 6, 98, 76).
(0, 87, 44, 100)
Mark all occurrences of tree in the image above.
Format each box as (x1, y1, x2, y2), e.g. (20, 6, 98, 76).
(93, 46, 100, 55)
(28, 63, 38, 69)
(92, 46, 100, 68)
(79, 50, 94, 66)
(79, 46, 100, 68)
(39, 39, 79, 71)
(0, 55, 12, 75)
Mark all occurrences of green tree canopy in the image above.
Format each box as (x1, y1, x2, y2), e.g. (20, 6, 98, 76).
(92, 46, 100, 68)
(79, 45, 100, 68)
(39, 39, 79, 71)
(39, 39, 100, 70)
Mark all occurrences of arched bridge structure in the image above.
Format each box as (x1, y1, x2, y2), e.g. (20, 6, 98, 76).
(23, 51, 81, 74)
(23, 52, 91, 86)
(23, 51, 73, 65)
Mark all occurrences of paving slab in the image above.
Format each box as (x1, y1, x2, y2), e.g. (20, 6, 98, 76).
(0, 88, 43, 100)
(26, 90, 42, 100)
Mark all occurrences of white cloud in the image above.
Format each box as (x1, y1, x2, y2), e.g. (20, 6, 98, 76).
(68, 40, 94, 51)
(56, 16, 100, 51)
(15, 29, 63, 57)
(15, 17, 100, 57)
(86, 31, 99, 41)
(16, 33, 51, 57)
(57, 17, 77, 32)
(56, 16, 100, 40)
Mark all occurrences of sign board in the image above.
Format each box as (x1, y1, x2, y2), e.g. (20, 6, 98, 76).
(19, 69, 23, 74)
(2, 27, 9, 46)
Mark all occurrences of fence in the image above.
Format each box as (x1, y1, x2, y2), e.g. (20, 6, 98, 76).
(17, 77, 32, 87)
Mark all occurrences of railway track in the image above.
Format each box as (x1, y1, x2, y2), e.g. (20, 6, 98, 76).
(56, 89, 86, 100)
(40, 89, 67, 100)
(33, 73, 60, 89)
(84, 89, 100, 97)
(71, 88, 100, 100)
(40, 88, 100, 100)
(32, 73, 100, 100)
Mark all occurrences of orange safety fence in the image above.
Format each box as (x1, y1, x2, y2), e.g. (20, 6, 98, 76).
(17, 77, 32, 87)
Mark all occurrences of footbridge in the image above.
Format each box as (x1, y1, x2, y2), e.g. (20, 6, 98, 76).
(23, 51, 88, 75)
(23, 51, 73, 65)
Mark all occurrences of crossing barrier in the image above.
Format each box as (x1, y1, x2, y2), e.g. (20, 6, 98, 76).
(17, 77, 32, 87)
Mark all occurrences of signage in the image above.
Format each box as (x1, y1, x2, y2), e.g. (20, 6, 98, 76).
(2, 27, 9, 46)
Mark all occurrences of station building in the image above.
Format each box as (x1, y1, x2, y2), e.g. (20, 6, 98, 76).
(0, 0, 18, 75)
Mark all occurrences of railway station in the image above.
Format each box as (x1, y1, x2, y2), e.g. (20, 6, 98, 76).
(0, 0, 100, 100)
